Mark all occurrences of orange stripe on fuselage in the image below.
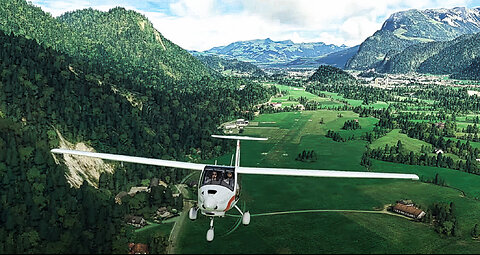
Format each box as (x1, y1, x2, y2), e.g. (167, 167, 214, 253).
(225, 196, 236, 211)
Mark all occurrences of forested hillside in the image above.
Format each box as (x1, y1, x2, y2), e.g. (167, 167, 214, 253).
(378, 40, 451, 73)
(0, 28, 273, 253)
(58, 8, 211, 81)
(377, 32, 480, 80)
(346, 30, 417, 70)
(451, 57, 480, 80)
(0, 117, 130, 253)
(418, 33, 480, 75)
(0, 0, 275, 253)
(308, 65, 357, 85)
(0, 0, 211, 85)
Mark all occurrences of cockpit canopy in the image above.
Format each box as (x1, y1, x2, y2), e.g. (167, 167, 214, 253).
(201, 166, 235, 191)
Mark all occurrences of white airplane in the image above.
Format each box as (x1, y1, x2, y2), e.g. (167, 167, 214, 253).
(51, 135, 419, 241)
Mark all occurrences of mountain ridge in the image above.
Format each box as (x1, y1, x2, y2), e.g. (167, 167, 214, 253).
(203, 38, 348, 66)
(346, 6, 480, 70)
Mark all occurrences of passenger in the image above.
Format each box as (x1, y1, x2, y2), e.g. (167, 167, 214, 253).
(223, 171, 234, 189)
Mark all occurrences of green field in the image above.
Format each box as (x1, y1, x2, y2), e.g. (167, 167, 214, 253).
(371, 129, 432, 153)
(270, 84, 343, 107)
(319, 91, 390, 109)
(176, 110, 480, 253)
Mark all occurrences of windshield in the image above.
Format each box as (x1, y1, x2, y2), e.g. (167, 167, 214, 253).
(201, 166, 235, 191)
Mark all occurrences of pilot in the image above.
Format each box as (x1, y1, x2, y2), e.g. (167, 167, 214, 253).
(223, 171, 234, 188)
(205, 171, 220, 185)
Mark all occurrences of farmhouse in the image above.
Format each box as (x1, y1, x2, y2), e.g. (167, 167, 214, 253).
(392, 203, 426, 220)
(435, 149, 444, 155)
(434, 122, 445, 129)
(125, 215, 147, 228)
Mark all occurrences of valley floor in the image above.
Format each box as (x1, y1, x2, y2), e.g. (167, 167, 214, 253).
(172, 82, 480, 254)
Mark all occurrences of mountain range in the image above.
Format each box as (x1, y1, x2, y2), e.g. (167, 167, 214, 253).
(201, 7, 480, 75)
(202, 38, 348, 66)
(347, 7, 480, 70)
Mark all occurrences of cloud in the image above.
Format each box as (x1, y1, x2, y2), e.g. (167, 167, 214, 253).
(31, 0, 478, 51)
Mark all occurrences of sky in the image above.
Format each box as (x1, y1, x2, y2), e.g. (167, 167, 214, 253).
(31, 0, 480, 51)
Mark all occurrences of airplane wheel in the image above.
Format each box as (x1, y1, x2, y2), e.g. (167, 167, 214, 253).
(242, 211, 251, 225)
(189, 207, 198, 221)
(206, 228, 214, 242)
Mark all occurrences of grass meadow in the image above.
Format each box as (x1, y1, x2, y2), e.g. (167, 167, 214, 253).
(176, 110, 480, 253)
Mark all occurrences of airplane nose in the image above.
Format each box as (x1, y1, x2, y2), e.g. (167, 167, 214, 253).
(203, 197, 218, 210)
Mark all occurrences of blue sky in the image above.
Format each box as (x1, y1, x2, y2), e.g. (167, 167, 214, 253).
(31, 0, 480, 51)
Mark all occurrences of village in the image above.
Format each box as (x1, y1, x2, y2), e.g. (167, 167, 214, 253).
(354, 71, 480, 90)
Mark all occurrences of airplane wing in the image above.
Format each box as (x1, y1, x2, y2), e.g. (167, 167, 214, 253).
(50, 149, 206, 171)
(51, 149, 419, 180)
(237, 167, 419, 180)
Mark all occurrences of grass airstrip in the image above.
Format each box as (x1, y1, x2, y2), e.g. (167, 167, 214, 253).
(174, 84, 480, 254)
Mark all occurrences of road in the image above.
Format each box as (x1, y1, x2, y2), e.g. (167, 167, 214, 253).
(166, 200, 194, 254)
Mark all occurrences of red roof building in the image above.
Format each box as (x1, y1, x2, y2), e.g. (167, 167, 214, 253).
(128, 243, 149, 254)
(392, 203, 426, 219)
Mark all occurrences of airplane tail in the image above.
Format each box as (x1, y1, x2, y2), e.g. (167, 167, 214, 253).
(211, 135, 268, 167)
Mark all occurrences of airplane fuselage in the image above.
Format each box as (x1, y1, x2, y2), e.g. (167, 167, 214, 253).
(197, 165, 240, 217)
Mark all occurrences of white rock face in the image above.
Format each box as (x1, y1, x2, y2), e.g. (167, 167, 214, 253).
(52, 129, 115, 188)
(382, 7, 480, 37)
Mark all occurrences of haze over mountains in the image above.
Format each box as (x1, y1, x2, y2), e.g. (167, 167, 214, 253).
(197, 6, 480, 81)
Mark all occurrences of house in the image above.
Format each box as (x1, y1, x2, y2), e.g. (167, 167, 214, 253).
(128, 187, 148, 196)
(434, 122, 445, 129)
(392, 203, 426, 220)
(236, 119, 249, 126)
(128, 243, 149, 254)
(270, 102, 282, 109)
(125, 215, 147, 228)
(296, 104, 305, 111)
(476, 159, 480, 162)
(156, 207, 178, 220)
(435, 149, 444, 155)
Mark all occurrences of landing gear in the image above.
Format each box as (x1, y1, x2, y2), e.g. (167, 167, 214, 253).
(234, 205, 250, 226)
(242, 211, 251, 225)
(206, 218, 215, 242)
(189, 207, 198, 220)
